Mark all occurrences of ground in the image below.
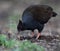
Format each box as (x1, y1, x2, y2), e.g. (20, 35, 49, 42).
(0, 30, 60, 51)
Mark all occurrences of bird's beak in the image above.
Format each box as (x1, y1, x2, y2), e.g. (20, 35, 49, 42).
(52, 12, 57, 17)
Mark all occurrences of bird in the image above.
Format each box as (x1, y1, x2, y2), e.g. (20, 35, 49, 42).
(17, 5, 57, 39)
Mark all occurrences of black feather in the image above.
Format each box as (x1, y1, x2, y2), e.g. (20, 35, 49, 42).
(17, 5, 57, 33)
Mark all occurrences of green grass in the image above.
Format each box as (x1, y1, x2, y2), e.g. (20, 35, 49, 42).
(0, 34, 45, 51)
(0, 34, 7, 46)
(0, 34, 15, 48)
(19, 40, 45, 51)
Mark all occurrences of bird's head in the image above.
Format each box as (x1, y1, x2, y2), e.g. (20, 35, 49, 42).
(17, 20, 24, 32)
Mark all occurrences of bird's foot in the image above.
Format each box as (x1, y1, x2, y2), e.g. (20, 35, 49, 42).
(36, 33, 41, 39)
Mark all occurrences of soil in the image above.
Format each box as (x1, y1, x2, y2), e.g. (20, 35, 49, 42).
(0, 30, 60, 51)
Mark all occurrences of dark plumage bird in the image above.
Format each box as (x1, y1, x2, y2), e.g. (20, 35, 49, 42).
(17, 5, 57, 39)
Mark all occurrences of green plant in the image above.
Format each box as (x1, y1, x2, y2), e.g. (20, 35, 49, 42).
(19, 40, 44, 51)
(0, 34, 45, 51)
(5, 39, 16, 48)
(0, 34, 15, 48)
(0, 34, 7, 46)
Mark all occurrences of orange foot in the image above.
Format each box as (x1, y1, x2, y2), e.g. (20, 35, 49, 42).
(36, 33, 41, 39)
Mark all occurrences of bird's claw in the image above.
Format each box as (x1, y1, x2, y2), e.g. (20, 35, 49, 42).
(36, 33, 41, 39)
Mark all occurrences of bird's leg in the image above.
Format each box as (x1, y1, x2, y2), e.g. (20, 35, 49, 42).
(30, 32, 35, 37)
(36, 32, 41, 39)
(17, 31, 21, 39)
